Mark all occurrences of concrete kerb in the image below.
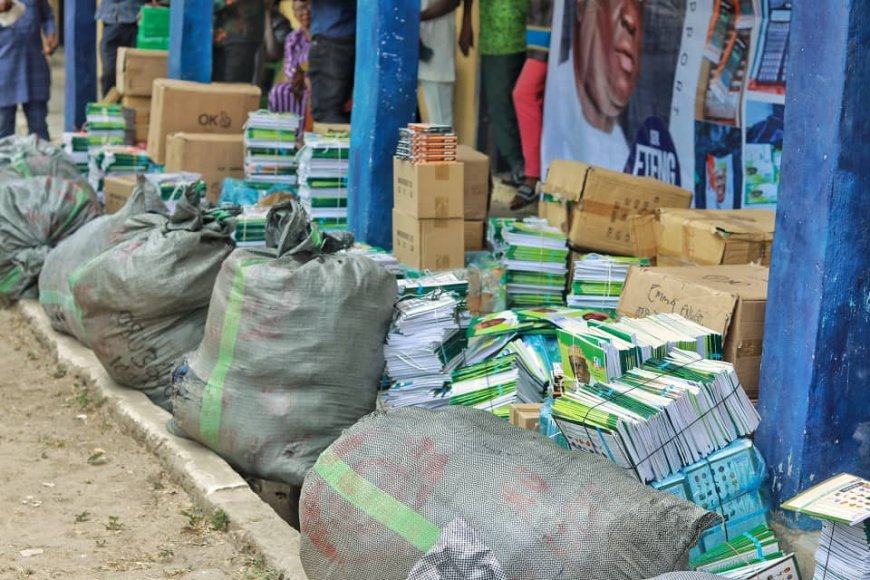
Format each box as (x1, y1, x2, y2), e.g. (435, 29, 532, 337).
(16, 300, 309, 580)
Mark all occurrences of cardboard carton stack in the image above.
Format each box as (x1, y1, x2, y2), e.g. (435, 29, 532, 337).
(457, 145, 490, 251)
(116, 48, 168, 144)
(392, 124, 465, 271)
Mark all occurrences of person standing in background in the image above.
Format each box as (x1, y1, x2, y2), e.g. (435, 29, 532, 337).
(96, 0, 145, 97)
(267, 0, 312, 118)
(510, 0, 553, 209)
(418, 0, 473, 128)
(308, 0, 356, 123)
(478, 0, 527, 187)
(213, 0, 265, 83)
(0, 0, 57, 140)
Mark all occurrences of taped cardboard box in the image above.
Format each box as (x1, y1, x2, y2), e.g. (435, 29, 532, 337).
(392, 209, 464, 271)
(116, 48, 167, 97)
(542, 160, 692, 255)
(393, 157, 464, 219)
(617, 264, 768, 399)
(509, 403, 542, 431)
(630, 209, 775, 266)
(312, 122, 350, 135)
(147, 80, 261, 164)
(122, 95, 151, 143)
(103, 175, 139, 214)
(456, 145, 490, 220)
(165, 133, 245, 204)
(464, 220, 485, 252)
(538, 195, 572, 236)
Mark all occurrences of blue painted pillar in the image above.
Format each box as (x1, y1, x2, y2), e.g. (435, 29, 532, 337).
(168, 0, 213, 82)
(348, 1, 420, 249)
(756, 0, 870, 529)
(64, 0, 97, 131)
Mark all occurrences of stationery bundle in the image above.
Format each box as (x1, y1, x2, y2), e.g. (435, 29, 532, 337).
(568, 253, 648, 311)
(396, 123, 457, 164)
(244, 110, 300, 186)
(297, 133, 350, 231)
(449, 354, 519, 417)
(502, 218, 569, 308)
(691, 525, 802, 579)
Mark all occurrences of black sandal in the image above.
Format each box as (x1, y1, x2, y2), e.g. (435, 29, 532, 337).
(510, 183, 537, 210)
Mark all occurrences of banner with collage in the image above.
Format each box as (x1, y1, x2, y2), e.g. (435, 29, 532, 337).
(541, 0, 791, 211)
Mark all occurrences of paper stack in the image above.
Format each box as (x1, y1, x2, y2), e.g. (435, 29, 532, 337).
(232, 205, 270, 247)
(396, 123, 457, 164)
(297, 133, 350, 231)
(504, 334, 561, 403)
(85, 103, 130, 145)
(691, 525, 802, 579)
(783, 473, 870, 580)
(61, 133, 91, 174)
(502, 218, 569, 308)
(244, 110, 300, 187)
(552, 349, 761, 482)
(346, 243, 403, 276)
(88, 146, 156, 198)
(486, 217, 516, 257)
(568, 254, 649, 311)
(449, 355, 518, 418)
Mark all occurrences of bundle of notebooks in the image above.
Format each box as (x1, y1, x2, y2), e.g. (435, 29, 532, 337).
(88, 146, 155, 197)
(396, 123, 457, 164)
(552, 349, 761, 482)
(297, 133, 350, 231)
(145, 172, 203, 212)
(691, 525, 802, 579)
(244, 110, 300, 186)
(61, 133, 91, 174)
(568, 254, 649, 311)
(783, 473, 870, 580)
(486, 217, 516, 257)
(85, 103, 130, 145)
(502, 218, 569, 308)
(346, 243, 403, 276)
(503, 334, 561, 403)
(448, 354, 518, 418)
(232, 205, 270, 247)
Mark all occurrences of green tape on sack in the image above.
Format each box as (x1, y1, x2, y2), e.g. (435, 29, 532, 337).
(0, 266, 22, 295)
(55, 186, 93, 240)
(315, 449, 441, 553)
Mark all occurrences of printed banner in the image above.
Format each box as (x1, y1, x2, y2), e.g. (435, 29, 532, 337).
(541, 0, 791, 210)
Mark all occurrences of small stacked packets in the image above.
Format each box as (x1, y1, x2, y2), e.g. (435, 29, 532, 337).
(568, 254, 649, 312)
(244, 110, 300, 187)
(502, 218, 569, 308)
(396, 123, 457, 163)
(297, 133, 350, 231)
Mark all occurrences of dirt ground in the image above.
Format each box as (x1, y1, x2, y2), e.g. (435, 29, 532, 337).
(0, 308, 281, 580)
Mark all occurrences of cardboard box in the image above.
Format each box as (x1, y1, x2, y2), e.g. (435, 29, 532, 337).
(617, 264, 768, 399)
(509, 403, 542, 431)
(456, 145, 490, 220)
(312, 122, 350, 135)
(630, 209, 775, 266)
(464, 220, 485, 252)
(148, 80, 261, 164)
(393, 157, 464, 219)
(165, 133, 245, 203)
(103, 175, 139, 214)
(122, 95, 151, 143)
(116, 48, 168, 97)
(392, 209, 464, 271)
(538, 196, 572, 236)
(542, 160, 692, 255)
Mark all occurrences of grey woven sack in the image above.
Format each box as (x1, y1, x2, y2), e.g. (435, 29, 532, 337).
(169, 200, 397, 486)
(71, 187, 234, 410)
(39, 176, 167, 343)
(0, 177, 100, 305)
(300, 406, 720, 580)
(646, 575, 725, 579)
(0, 136, 86, 182)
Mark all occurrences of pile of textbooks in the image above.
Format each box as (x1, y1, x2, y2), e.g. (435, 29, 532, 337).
(232, 205, 270, 247)
(297, 133, 350, 231)
(61, 133, 90, 174)
(486, 217, 516, 257)
(552, 349, 761, 482)
(568, 254, 648, 311)
(396, 123, 457, 163)
(244, 110, 300, 187)
(449, 355, 518, 418)
(502, 218, 569, 308)
(690, 526, 802, 578)
(144, 172, 203, 209)
(85, 103, 129, 146)
(503, 334, 561, 403)
(88, 146, 155, 197)
(783, 473, 870, 580)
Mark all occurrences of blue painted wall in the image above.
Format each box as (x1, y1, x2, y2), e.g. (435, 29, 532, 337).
(168, 0, 213, 82)
(347, 1, 420, 249)
(64, 0, 97, 130)
(756, 0, 870, 529)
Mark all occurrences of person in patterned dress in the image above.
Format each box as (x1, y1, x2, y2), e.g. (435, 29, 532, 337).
(267, 0, 311, 117)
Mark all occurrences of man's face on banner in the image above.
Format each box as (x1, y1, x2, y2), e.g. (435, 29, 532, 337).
(574, 0, 644, 131)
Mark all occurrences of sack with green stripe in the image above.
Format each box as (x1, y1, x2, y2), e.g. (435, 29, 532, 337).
(0, 177, 100, 305)
(39, 176, 167, 344)
(169, 199, 396, 486)
(71, 186, 235, 410)
(300, 406, 719, 580)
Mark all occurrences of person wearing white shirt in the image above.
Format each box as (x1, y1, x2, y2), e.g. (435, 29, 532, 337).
(419, 0, 472, 127)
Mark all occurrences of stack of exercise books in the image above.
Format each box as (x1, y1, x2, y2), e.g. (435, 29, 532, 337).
(145, 172, 203, 211)
(297, 133, 349, 231)
(85, 103, 130, 145)
(691, 525, 802, 578)
(346, 243, 403, 276)
(449, 354, 518, 418)
(568, 254, 649, 311)
(783, 473, 870, 580)
(503, 335, 561, 404)
(231, 205, 270, 247)
(552, 349, 761, 482)
(88, 146, 155, 197)
(61, 133, 91, 174)
(396, 123, 457, 164)
(502, 218, 569, 308)
(244, 110, 300, 187)
(486, 217, 516, 258)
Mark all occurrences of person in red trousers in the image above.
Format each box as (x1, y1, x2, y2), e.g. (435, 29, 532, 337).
(510, 0, 553, 210)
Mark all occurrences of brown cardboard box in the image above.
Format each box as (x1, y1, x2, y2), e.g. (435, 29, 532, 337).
(103, 175, 139, 214)
(509, 403, 542, 431)
(541, 160, 692, 255)
(392, 209, 464, 271)
(147, 80, 261, 164)
(116, 48, 168, 97)
(393, 157, 464, 219)
(617, 264, 768, 399)
(456, 145, 490, 220)
(312, 122, 350, 135)
(165, 133, 245, 203)
(538, 198, 572, 236)
(122, 95, 151, 143)
(630, 209, 775, 266)
(464, 220, 485, 252)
